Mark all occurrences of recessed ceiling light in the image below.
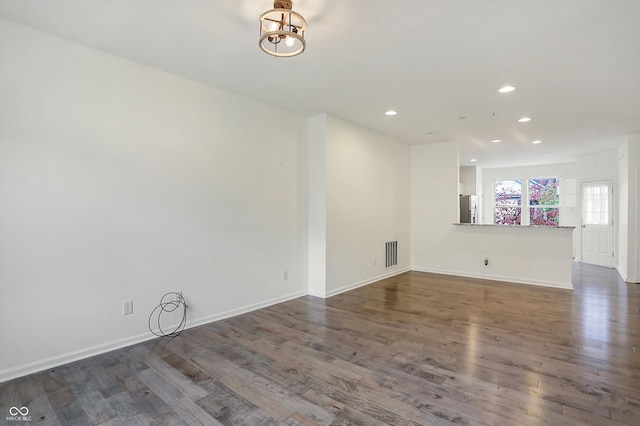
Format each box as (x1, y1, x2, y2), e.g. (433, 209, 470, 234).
(499, 86, 516, 93)
(518, 117, 531, 123)
(531, 140, 542, 144)
(470, 159, 478, 162)
(385, 110, 397, 116)
(491, 139, 502, 143)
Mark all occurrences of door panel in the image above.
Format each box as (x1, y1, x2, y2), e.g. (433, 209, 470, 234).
(581, 180, 613, 267)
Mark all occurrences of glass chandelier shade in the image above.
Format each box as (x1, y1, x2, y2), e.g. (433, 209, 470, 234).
(259, 0, 306, 57)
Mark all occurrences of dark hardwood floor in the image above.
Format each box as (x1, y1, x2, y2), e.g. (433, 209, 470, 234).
(2, 264, 639, 425)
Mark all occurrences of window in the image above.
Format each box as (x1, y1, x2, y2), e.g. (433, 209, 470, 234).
(582, 183, 609, 225)
(493, 177, 561, 226)
(528, 178, 560, 226)
(494, 180, 522, 225)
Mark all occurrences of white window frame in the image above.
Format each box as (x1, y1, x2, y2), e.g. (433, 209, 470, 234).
(527, 176, 561, 227)
(493, 177, 561, 226)
(493, 179, 523, 225)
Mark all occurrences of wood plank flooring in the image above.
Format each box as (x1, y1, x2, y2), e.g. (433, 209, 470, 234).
(2, 263, 639, 425)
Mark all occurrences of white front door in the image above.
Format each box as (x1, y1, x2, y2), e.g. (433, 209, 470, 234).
(581, 180, 614, 267)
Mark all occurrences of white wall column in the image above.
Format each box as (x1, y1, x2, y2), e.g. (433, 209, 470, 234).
(307, 114, 328, 297)
(617, 134, 640, 283)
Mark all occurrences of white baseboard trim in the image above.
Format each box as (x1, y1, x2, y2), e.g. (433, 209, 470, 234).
(186, 291, 308, 329)
(616, 266, 628, 282)
(0, 290, 307, 384)
(324, 267, 411, 298)
(615, 265, 639, 283)
(308, 288, 325, 298)
(411, 266, 574, 290)
(0, 332, 157, 384)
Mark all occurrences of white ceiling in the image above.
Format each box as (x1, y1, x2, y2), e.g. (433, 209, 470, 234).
(1, 0, 639, 168)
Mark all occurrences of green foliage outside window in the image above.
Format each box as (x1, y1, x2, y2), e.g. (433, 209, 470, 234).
(529, 178, 560, 226)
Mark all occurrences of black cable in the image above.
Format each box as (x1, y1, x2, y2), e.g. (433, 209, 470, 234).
(148, 292, 188, 337)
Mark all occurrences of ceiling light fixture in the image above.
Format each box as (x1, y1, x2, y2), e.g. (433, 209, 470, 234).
(491, 139, 502, 143)
(259, 0, 306, 57)
(518, 117, 531, 123)
(470, 159, 478, 162)
(531, 140, 542, 144)
(385, 110, 398, 116)
(499, 86, 516, 93)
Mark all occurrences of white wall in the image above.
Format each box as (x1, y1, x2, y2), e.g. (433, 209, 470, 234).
(447, 225, 574, 288)
(459, 166, 477, 195)
(412, 142, 573, 289)
(617, 135, 640, 283)
(411, 141, 459, 269)
(618, 141, 630, 280)
(476, 167, 484, 223)
(307, 115, 327, 297)
(0, 20, 308, 381)
(632, 135, 640, 283)
(577, 149, 618, 183)
(323, 116, 411, 296)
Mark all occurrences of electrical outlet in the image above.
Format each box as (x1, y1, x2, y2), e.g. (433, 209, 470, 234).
(484, 258, 489, 266)
(123, 300, 133, 315)
(373, 257, 376, 266)
(282, 270, 288, 280)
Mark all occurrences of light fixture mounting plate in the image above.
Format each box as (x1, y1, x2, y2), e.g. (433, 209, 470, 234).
(274, 0, 292, 9)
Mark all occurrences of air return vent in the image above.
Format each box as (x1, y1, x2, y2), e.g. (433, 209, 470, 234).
(385, 241, 398, 268)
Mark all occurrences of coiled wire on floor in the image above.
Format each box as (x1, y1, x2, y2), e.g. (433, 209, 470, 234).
(148, 292, 188, 337)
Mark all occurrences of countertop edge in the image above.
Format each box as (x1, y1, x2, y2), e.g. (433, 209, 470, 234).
(453, 223, 575, 229)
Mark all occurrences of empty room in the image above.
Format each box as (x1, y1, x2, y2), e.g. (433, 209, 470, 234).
(1, 1, 639, 425)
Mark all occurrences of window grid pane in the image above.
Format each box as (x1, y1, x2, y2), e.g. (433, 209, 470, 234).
(583, 185, 609, 225)
(495, 207, 522, 225)
(529, 207, 560, 226)
(528, 177, 560, 227)
(494, 180, 522, 206)
(494, 180, 522, 225)
(528, 178, 559, 206)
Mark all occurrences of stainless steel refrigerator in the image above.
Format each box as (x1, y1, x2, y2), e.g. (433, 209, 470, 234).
(460, 195, 477, 223)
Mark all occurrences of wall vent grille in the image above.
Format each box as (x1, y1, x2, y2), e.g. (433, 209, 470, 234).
(385, 241, 398, 268)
